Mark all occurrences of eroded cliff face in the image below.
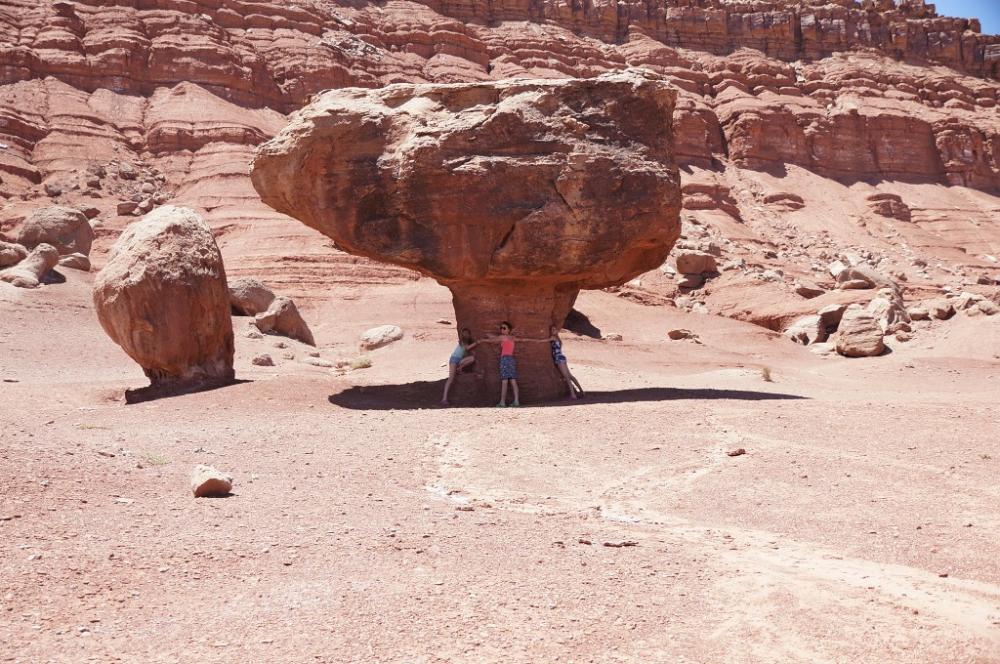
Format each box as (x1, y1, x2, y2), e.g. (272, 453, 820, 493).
(0, 0, 997, 307)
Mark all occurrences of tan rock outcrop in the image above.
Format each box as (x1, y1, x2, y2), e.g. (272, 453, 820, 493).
(836, 305, 886, 358)
(92, 206, 235, 390)
(16, 206, 93, 256)
(0, 243, 58, 289)
(58, 252, 91, 272)
(675, 251, 719, 275)
(229, 277, 276, 316)
(254, 296, 315, 347)
(251, 70, 682, 403)
(0, 241, 28, 268)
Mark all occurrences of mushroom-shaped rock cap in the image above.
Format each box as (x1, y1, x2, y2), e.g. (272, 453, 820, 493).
(252, 69, 681, 286)
(251, 70, 682, 404)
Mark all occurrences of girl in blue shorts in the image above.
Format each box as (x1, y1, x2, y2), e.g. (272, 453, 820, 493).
(549, 325, 583, 399)
(441, 327, 478, 406)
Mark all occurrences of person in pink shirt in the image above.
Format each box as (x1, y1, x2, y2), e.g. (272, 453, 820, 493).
(488, 321, 520, 407)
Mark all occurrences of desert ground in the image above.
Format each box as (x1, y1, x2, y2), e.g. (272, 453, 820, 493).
(2, 270, 998, 663)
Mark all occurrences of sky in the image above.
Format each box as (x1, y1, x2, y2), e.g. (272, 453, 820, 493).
(932, 0, 1000, 35)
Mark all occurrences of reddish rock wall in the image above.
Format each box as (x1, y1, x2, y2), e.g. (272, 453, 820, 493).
(0, 0, 997, 293)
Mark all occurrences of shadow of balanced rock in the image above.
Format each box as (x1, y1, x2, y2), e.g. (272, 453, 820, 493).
(251, 70, 682, 404)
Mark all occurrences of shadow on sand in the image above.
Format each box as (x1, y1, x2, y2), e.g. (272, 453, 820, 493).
(125, 379, 252, 404)
(328, 380, 808, 411)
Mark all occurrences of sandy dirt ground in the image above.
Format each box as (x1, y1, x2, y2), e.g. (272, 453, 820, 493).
(1, 272, 999, 663)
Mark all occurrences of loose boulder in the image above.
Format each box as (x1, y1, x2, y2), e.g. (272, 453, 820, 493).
(817, 303, 847, 333)
(927, 299, 956, 320)
(0, 243, 58, 288)
(835, 305, 886, 358)
(191, 465, 233, 498)
(667, 328, 698, 341)
(360, 324, 403, 350)
(0, 241, 28, 268)
(794, 281, 825, 298)
(836, 264, 897, 291)
(866, 193, 911, 221)
(867, 290, 909, 332)
(675, 250, 718, 275)
(58, 252, 91, 272)
(229, 277, 275, 316)
(251, 353, 274, 367)
(253, 296, 315, 346)
(785, 315, 826, 345)
(17, 206, 94, 256)
(92, 206, 234, 389)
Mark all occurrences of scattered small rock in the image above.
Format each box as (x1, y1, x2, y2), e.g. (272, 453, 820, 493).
(360, 324, 404, 350)
(667, 328, 698, 341)
(252, 353, 274, 367)
(191, 464, 233, 498)
(675, 250, 717, 275)
(726, 448, 747, 457)
(255, 296, 316, 346)
(58, 252, 91, 272)
(794, 281, 825, 298)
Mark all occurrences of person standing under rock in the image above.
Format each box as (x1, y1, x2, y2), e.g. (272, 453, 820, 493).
(485, 321, 520, 408)
(441, 328, 478, 407)
(549, 325, 584, 400)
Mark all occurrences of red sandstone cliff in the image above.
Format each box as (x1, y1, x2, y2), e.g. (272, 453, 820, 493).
(0, 0, 997, 313)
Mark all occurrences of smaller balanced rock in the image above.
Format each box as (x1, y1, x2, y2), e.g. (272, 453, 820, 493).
(191, 465, 233, 498)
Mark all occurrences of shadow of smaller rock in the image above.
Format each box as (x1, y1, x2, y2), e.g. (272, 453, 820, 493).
(125, 378, 251, 404)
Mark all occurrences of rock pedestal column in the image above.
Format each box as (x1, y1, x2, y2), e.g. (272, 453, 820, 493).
(447, 281, 577, 404)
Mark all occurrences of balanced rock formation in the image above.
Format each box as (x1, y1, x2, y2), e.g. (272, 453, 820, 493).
(0, 243, 58, 289)
(16, 206, 93, 256)
(93, 206, 235, 391)
(251, 70, 682, 403)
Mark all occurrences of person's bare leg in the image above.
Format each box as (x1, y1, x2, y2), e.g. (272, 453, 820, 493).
(570, 372, 583, 395)
(441, 364, 457, 405)
(499, 379, 508, 407)
(558, 362, 577, 399)
(511, 379, 520, 406)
